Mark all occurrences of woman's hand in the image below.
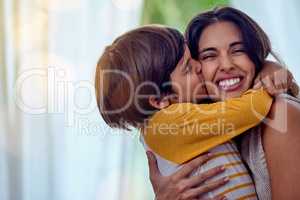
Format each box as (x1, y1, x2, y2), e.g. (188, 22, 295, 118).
(146, 151, 228, 200)
(253, 61, 299, 97)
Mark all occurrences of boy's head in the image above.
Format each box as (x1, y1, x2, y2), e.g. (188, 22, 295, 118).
(95, 25, 206, 130)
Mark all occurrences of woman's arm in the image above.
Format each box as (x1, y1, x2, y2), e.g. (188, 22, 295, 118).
(262, 97, 300, 199)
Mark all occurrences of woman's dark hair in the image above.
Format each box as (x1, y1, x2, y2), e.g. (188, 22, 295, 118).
(185, 6, 277, 74)
(95, 25, 184, 130)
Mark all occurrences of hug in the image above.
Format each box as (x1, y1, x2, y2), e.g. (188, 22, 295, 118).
(96, 6, 300, 200)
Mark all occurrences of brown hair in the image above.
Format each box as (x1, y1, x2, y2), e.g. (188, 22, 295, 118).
(185, 6, 278, 75)
(95, 25, 184, 130)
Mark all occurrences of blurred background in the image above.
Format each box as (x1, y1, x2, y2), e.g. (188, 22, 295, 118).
(0, 0, 299, 199)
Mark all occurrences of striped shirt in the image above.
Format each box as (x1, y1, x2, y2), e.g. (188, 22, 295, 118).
(141, 136, 258, 199)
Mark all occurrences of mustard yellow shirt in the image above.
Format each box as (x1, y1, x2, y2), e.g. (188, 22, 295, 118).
(143, 89, 273, 164)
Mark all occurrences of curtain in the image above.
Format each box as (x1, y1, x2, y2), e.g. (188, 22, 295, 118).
(231, 0, 300, 83)
(0, 0, 154, 199)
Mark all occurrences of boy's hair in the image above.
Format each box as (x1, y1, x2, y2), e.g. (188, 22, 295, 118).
(185, 6, 276, 74)
(95, 25, 185, 130)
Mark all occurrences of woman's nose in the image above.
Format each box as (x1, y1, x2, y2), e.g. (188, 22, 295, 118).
(219, 54, 234, 72)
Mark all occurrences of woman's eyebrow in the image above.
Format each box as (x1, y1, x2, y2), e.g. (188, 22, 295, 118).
(198, 47, 216, 54)
(198, 41, 244, 57)
(229, 41, 244, 48)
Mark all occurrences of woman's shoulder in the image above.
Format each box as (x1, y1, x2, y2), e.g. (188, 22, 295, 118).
(271, 93, 300, 117)
(276, 93, 300, 103)
(262, 93, 300, 135)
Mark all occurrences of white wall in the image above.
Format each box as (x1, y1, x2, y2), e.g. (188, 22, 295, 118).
(232, 0, 300, 82)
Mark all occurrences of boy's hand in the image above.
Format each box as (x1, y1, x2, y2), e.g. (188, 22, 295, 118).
(253, 61, 299, 97)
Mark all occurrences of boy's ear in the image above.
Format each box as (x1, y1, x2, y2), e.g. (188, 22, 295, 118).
(148, 95, 171, 110)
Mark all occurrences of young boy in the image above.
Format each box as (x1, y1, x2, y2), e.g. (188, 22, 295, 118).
(95, 25, 293, 199)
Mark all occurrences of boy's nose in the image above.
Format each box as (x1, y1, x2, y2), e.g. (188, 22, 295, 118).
(195, 61, 202, 74)
(196, 66, 202, 75)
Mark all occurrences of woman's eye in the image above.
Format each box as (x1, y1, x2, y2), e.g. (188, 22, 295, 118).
(201, 54, 216, 61)
(232, 49, 245, 54)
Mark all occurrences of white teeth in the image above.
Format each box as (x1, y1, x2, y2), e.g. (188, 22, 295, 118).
(218, 78, 241, 88)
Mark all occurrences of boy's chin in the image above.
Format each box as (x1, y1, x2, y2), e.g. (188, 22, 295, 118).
(193, 95, 210, 104)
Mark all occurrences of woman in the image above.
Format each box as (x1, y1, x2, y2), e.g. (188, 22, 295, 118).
(147, 7, 300, 200)
(96, 24, 285, 199)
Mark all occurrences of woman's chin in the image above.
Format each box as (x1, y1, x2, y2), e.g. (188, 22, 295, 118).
(223, 89, 248, 99)
(209, 90, 246, 101)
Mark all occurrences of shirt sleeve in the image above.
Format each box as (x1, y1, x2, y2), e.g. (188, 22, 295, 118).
(143, 89, 273, 164)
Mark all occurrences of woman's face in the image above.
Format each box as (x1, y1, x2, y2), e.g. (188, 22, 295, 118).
(198, 21, 255, 101)
(170, 46, 207, 103)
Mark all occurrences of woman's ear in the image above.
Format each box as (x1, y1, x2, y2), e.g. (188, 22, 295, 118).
(148, 95, 171, 110)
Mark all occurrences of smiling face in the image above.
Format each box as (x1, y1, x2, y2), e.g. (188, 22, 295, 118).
(170, 46, 207, 103)
(198, 21, 256, 101)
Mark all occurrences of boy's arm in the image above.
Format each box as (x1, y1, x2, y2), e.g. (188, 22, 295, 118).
(144, 89, 273, 164)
